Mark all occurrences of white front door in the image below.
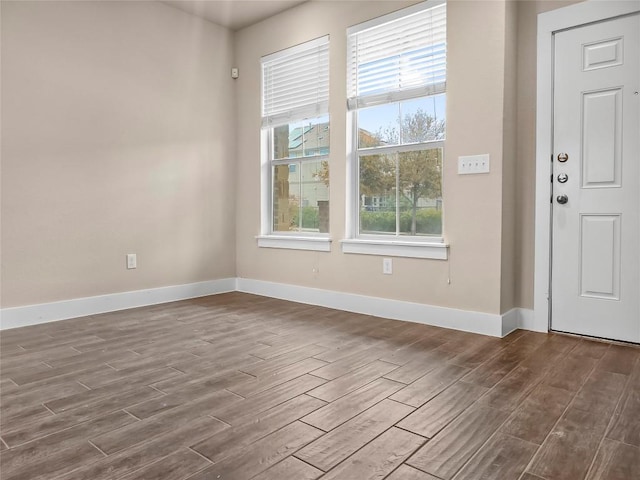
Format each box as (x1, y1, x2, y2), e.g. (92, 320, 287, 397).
(551, 13, 640, 343)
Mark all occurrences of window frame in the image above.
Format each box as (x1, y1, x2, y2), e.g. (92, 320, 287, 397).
(343, 0, 448, 259)
(258, 36, 332, 252)
(355, 138, 445, 241)
(266, 117, 330, 235)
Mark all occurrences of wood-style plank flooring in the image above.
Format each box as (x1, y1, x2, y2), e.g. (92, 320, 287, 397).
(1, 292, 639, 480)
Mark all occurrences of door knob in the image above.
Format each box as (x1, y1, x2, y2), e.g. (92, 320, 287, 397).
(556, 194, 568, 204)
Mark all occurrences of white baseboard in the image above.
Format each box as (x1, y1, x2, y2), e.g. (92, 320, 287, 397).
(237, 278, 510, 337)
(516, 307, 542, 332)
(0, 277, 540, 337)
(501, 308, 520, 337)
(500, 308, 540, 336)
(0, 278, 237, 330)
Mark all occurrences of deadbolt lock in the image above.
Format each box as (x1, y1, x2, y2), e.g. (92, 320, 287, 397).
(558, 153, 569, 162)
(558, 173, 568, 183)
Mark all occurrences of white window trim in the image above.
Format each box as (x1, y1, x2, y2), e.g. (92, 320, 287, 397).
(341, 238, 448, 260)
(257, 235, 331, 252)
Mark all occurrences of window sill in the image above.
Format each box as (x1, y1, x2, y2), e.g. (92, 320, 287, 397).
(256, 235, 332, 252)
(340, 238, 448, 259)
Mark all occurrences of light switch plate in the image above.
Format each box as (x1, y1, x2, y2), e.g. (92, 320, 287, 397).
(458, 154, 490, 174)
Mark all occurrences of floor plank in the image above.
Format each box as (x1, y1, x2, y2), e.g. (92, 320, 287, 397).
(499, 383, 573, 445)
(301, 377, 404, 432)
(306, 360, 399, 402)
(91, 390, 235, 455)
(118, 448, 210, 480)
(451, 432, 537, 480)
(2, 386, 161, 447)
(295, 399, 414, 471)
(390, 364, 469, 408)
(524, 365, 630, 478)
(520, 474, 547, 480)
(383, 355, 444, 384)
(407, 405, 510, 480)
(542, 352, 598, 393)
(597, 345, 639, 376)
(212, 374, 326, 425)
(398, 381, 488, 438)
(571, 369, 627, 417)
(58, 416, 228, 480)
(478, 365, 545, 413)
(43, 367, 182, 413)
(126, 370, 251, 419)
(461, 338, 540, 388)
(447, 337, 505, 369)
(191, 394, 325, 463)
(320, 427, 425, 480)
(385, 465, 441, 480)
(227, 357, 327, 397)
(312, 347, 392, 380)
(185, 421, 323, 480)
(240, 344, 328, 377)
(0, 411, 134, 471)
(606, 365, 640, 447)
(526, 406, 613, 480)
(0, 380, 88, 412)
(585, 438, 640, 480)
(1, 442, 104, 480)
(251, 456, 323, 480)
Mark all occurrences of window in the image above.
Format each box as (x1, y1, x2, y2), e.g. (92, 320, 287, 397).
(344, 1, 448, 259)
(259, 36, 331, 251)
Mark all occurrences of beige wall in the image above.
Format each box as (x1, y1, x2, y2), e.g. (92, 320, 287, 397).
(1, 1, 236, 307)
(235, 0, 512, 315)
(501, 0, 519, 313)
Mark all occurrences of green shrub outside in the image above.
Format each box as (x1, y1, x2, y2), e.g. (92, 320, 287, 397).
(360, 209, 442, 235)
(290, 206, 320, 229)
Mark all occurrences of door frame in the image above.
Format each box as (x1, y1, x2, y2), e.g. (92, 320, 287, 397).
(533, 0, 640, 333)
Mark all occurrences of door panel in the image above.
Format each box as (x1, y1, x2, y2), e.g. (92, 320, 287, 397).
(582, 37, 623, 71)
(552, 14, 640, 343)
(582, 89, 621, 187)
(580, 214, 620, 300)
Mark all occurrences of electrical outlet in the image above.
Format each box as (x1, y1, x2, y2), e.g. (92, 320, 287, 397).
(458, 154, 490, 174)
(382, 258, 393, 275)
(126, 253, 137, 269)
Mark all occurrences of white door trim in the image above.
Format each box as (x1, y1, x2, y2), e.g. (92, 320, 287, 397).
(534, 0, 640, 333)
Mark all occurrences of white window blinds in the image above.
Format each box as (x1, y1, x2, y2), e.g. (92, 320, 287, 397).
(347, 1, 446, 110)
(261, 36, 330, 127)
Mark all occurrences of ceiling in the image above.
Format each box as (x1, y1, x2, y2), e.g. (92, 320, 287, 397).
(162, 0, 308, 30)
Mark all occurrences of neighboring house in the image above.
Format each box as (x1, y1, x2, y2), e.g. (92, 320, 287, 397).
(286, 122, 329, 209)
